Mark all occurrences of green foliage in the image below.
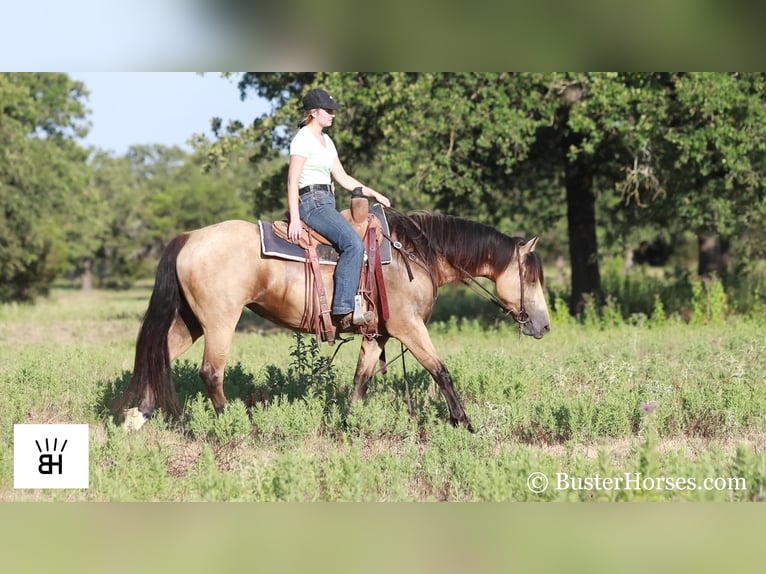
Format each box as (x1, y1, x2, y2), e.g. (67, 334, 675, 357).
(549, 293, 574, 326)
(0, 73, 90, 301)
(706, 276, 728, 325)
(246, 332, 341, 442)
(690, 275, 728, 326)
(344, 393, 415, 439)
(690, 277, 706, 326)
(2, 75, 257, 295)
(85, 152, 151, 286)
(579, 293, 600, 329)
(188, 395, 251, 444)
(4, 287, 766, 501)
(249, 332, 340, 406)
(287, 332, 337, 395)
(649, 293, 666, 327)
(85, 145, 254, 287)
(601, 256, 665, 318)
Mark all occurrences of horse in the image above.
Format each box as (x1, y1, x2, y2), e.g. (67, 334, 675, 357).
(116, 210, 551, 433)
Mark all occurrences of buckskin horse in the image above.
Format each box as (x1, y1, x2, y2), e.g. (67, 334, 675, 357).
(117, 210, 551, 432)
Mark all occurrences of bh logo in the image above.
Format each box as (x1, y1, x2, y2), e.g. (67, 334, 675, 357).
(36, 437, 67, 475)
(14, 424, 89, 489)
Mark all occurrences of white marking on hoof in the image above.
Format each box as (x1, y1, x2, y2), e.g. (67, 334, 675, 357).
(123, 408, 147, 432)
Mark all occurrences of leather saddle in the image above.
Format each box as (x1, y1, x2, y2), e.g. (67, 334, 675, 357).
(271, 193, 383, 248)
(271, 191, 389, 345)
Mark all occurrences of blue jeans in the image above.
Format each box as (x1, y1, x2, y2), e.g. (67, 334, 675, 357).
(299, 188, 364, 315)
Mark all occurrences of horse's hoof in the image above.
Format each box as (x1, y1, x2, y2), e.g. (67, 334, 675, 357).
(122, 407, 147, 432)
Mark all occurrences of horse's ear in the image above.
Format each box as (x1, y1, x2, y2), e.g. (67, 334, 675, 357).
(520, 236, 539, 254)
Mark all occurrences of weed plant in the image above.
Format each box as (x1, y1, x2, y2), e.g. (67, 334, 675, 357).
(1, 284, 765, 501)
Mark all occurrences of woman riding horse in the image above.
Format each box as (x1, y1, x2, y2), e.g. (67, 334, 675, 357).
(288, 88, 390, 329)
(116, 209, 551, 434)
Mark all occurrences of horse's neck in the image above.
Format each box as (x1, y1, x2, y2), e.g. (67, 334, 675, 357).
(437, 255, 496, 286)
(400, 213, 507, 286)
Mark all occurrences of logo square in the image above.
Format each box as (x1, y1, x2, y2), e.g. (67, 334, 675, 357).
(14, 424, 89, 489)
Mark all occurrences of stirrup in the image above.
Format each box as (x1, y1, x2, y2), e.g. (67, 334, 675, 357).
(336, 311, 375, 329)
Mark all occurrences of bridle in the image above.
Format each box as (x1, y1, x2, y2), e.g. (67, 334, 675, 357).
(383, 210, 530, 326)
(455, 242, 530, 326)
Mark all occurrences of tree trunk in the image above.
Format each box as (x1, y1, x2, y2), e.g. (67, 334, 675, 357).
(557, 87, 602, 316)
(565, 151, 602, 315)
(81, 258, 92, 291)
(697, 233, 729, 280)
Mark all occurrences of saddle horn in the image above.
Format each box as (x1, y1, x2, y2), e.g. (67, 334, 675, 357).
(350, 187, 369, 224)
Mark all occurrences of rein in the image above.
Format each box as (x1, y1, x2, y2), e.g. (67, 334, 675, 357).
(453, 244, 529, 326)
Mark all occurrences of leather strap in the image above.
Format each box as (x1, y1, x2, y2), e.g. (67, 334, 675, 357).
(374, 237, 390, 321)
(297, 210, 391, 345)
(305, 238, 335, 345)
(365, 219, 390, 321)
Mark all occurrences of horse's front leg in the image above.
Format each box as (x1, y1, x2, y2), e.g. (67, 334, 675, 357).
(352, 335, 389, 402)
(431, 365, 475, 432)
(392, 323, 475, 432)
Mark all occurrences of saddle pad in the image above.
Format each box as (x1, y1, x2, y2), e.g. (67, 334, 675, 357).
(260, 221, 340, 264)
(259, 203, 392, 265)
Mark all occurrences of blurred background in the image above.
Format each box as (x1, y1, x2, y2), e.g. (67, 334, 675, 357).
(2, 0, 763, 69)
(4, 71, 766, 324)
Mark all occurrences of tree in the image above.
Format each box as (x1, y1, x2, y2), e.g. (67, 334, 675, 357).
(0, 73, 90, 302)
(143, 145, 252, 246)
(637, 73, 766, 280)
(85, 151, 151, 287)
(521, 72, 766, 305)
(86, 145, 254, 287)
(213, 72, 766, 314)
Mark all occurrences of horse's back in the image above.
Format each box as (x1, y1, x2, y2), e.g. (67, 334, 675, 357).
(184, 219, 259, 245)
(177, 219, 259, 259)
(175, 220, 263, 303)
(173, 220, 309, 327)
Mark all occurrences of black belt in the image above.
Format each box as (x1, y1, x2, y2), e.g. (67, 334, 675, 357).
(299, 184, 332, 195)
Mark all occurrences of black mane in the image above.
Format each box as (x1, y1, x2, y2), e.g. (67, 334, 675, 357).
(385, 211, 522, 277)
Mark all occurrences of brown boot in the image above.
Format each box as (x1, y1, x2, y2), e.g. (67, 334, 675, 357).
(335, 311, 375, 330)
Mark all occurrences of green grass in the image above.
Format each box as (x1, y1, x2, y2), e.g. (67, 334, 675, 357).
(2, 287, 766, 501)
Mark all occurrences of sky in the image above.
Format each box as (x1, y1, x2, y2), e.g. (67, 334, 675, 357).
(2, 2, 231, 70)
(70, 73, 269, 155)
(1, 1, 325, 71)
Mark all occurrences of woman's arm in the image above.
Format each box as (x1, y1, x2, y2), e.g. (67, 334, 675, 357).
(331, 157, 391, 207)
(287, 155, 307, 241)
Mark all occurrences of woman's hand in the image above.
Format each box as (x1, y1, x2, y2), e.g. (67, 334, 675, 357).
(288, 219, 303, 242)
(362, 187, 391, 208)
(373, 191, 391, 208)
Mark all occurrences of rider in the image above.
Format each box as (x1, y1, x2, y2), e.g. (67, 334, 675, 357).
(287, 88, 391, 328)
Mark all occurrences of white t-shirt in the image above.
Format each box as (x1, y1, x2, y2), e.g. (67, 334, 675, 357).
(289, 126, 339, 188)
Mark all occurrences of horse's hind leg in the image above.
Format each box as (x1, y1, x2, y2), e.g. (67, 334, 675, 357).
(352, 336, 389, 402)
(199, 323, 237, 414)
(168, 305, 203, 362)
(393, 323, 474, 432)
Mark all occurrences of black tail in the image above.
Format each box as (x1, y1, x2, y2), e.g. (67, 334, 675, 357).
(115, 234, 189, 419)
